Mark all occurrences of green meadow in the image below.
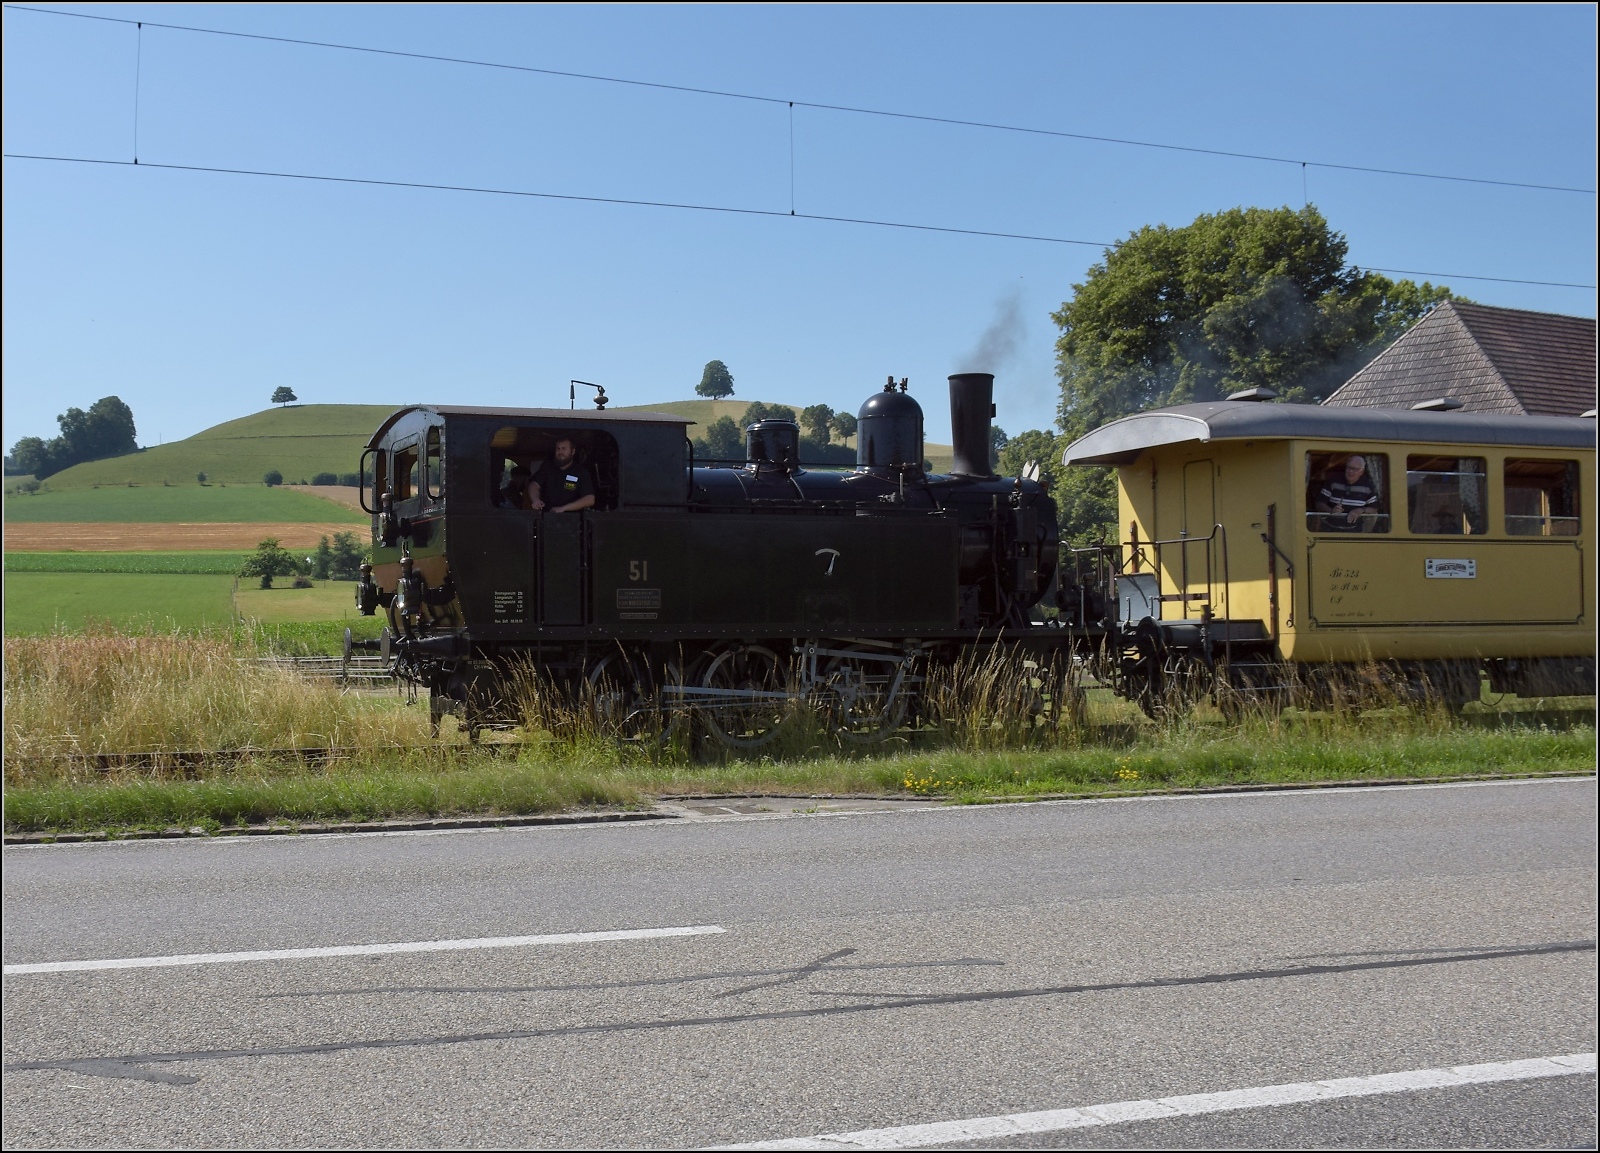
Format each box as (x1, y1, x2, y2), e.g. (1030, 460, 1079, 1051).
(2, 573, 238, 634)
(4, 484, 365, 523)
(5, 551, 246, 574)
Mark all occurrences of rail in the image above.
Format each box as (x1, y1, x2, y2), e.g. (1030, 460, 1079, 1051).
(255, 655, 393, 688)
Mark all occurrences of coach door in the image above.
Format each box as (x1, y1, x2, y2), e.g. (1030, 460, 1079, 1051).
(539, 513, 590, 625)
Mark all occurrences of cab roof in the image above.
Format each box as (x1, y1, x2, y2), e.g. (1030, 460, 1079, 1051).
(1062, 401, 1596, 467)
(364, 405, 692, 449)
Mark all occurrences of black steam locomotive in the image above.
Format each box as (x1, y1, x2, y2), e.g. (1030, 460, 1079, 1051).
(349, 372, 1072, 744)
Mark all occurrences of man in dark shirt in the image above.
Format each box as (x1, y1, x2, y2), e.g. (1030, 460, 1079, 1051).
(1317, 454, 1380, 531)
(529, 436, 596, 513)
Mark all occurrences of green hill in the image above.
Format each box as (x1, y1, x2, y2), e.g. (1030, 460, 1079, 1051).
(31, 399, 954, 491)
(37, 404, 393, 491)
(4, 485, 366, 524)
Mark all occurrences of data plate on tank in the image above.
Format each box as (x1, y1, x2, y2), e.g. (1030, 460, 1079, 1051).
(616, 587, 661, 619)
(1425, 558, 1476, 579)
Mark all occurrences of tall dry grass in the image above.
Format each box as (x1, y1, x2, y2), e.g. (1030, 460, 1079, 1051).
(3, 631, 430, 775)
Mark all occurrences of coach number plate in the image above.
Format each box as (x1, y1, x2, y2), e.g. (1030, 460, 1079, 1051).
(1425, 558, 1476, 579)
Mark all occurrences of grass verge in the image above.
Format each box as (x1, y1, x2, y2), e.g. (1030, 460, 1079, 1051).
(5, 724, 1590, 837)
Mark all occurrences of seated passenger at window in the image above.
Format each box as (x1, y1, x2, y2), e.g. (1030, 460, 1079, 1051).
(1316, 454, 1382, 531)
(499, 463, 533, 509)
(529, 437, 596, 513)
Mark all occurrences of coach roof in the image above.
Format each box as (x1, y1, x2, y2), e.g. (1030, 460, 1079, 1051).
(1061, 401, 1597, 467)
(365, 405, 692, 449)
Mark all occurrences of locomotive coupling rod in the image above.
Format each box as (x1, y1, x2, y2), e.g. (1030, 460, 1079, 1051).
(664, 685, 797, 702)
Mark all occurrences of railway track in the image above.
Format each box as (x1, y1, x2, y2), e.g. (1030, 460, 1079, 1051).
(255, 654, 393, 688)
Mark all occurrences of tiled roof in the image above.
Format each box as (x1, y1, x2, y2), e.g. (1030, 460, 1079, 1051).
(1323, 301, 1596, 416)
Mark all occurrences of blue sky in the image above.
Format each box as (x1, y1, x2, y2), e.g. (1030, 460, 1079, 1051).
(4, 3, 1595, 449)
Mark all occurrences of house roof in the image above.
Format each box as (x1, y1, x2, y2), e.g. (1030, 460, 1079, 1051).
(1061, 400, 1595, 467)
(1322, 301, 1596, 416)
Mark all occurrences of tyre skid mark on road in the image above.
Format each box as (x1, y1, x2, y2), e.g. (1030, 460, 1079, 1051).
(4, 940, 1592, 1084)
(258, 955, 1003, 1000)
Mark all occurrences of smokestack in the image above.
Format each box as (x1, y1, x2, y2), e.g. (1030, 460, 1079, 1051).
(948, 372, 995, 477)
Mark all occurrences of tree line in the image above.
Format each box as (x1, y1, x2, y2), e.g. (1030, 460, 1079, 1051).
(9, 397, 139, 480)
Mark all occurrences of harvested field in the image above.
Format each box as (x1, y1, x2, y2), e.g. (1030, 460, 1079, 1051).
(5, 523, 361, 552)
(283, 485, 365, 510)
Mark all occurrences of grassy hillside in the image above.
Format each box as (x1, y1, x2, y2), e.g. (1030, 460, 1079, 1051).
(28, 398, 958, 493)
(4, 485, 366, 524)
(37, 404, 392, 491)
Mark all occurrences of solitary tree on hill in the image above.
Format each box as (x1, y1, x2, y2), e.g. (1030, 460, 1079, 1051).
(695, 361, 735, 399)
(271, 386, 298, 407)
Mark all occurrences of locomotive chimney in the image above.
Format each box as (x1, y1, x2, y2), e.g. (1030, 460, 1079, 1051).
(948, 372, 996, 477)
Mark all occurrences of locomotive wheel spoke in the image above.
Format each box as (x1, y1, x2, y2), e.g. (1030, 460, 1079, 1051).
(699, 645, 789, 749)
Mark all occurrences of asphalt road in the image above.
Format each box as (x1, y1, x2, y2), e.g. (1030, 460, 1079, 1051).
(3, 779, 1594, 1149)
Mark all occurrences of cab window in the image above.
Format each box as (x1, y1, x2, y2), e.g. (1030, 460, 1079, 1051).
(1407, 455, 1486, 535)
(393, 443, 420, 502)
(1505, 459, 1580, 536)
(425, 427, 444, 500)
(1305, 451, 1389, 533)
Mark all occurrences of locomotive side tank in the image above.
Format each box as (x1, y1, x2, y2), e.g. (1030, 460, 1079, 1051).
(1061, 396, 1597, 708)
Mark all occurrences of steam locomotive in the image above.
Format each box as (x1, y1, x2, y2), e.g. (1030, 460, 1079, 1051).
(349, 372, 1071, 744)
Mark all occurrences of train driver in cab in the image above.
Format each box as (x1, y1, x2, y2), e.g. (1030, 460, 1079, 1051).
(1316, 453, 1383, 531)
(529, 436, 596, 514)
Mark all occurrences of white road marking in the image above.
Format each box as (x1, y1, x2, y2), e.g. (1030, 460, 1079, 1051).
(2, 924, 726, 975)
(709, 1053, 1597, 1149)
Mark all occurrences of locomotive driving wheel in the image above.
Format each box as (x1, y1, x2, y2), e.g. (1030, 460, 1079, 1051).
(823, 646, 913, 744)
(699, 644, 790, 749)
(585, 648, 665, 741)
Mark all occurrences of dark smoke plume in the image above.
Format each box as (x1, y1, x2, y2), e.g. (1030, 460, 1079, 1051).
(957, 290, 1026, 373)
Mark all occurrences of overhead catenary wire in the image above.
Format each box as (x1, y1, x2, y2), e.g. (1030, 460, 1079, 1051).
(4, 2, 1594, 198)
(5, 151, 1594, 290)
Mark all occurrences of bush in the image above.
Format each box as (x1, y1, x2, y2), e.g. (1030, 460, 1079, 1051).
(338, 472, 360, 487)
(240, 538, 301, 584)
(196, 472, 207, 485)
(329, 530, 367, 580)
(15, 478, 40, 495)
(312, 472, 338, 486)
(263, 470, 283, 487)
(291, 576, 313, 589)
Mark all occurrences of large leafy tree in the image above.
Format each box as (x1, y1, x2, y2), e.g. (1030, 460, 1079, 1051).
(695, 360, 735, 399)
(1053, 205, 1457, 439)
(1048, 205, 1458, 543)
(9, 396, 138, 479)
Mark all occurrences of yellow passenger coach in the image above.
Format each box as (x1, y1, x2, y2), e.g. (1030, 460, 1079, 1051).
(1061, 396, 1596, 710)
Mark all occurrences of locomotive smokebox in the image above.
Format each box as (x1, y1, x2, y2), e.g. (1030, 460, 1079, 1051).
(948, 372, 996, 477)
(857, 378, 925, 475)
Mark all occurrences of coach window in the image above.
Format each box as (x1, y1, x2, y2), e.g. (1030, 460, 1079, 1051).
(393, 442, 420, 502)
(424, 427, 444, 501)
(1407, 455, 1486, 535)
(1505, 459, 1580, 536)
(1305, 451, 1389, 533)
